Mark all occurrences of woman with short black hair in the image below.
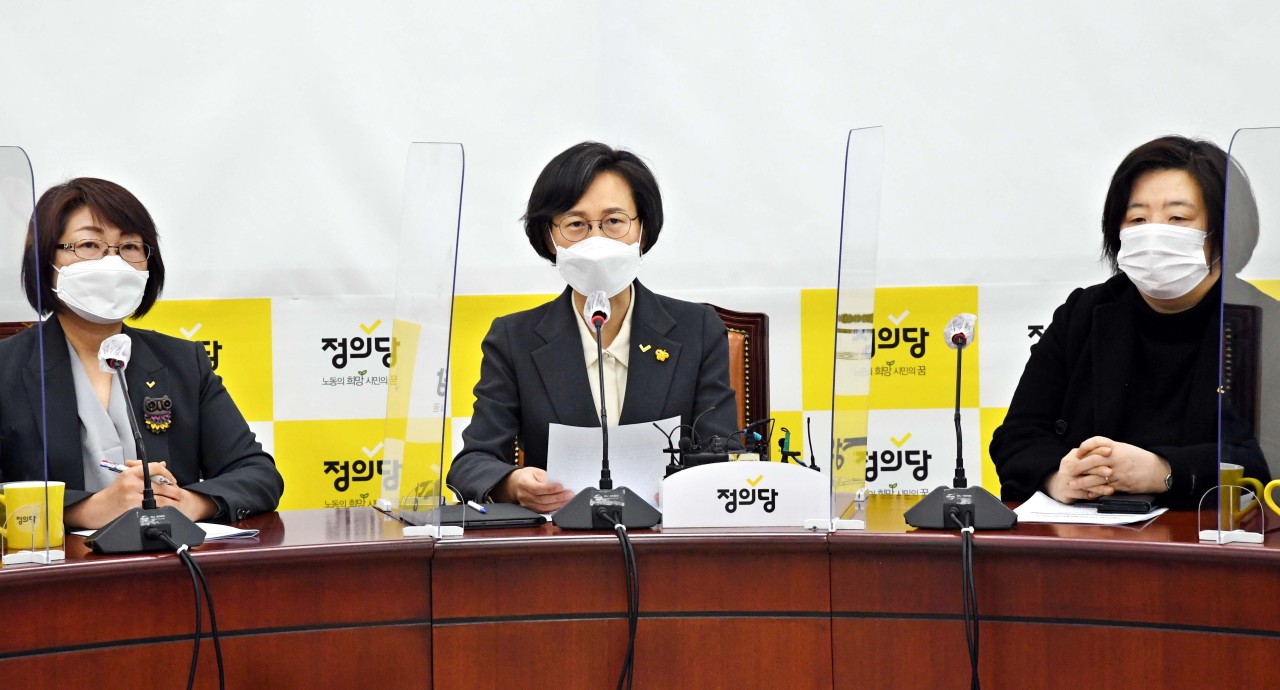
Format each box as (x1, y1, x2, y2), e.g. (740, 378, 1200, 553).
(447, 142, 737, 511)
(0, 177, 284, 528)
(991, 135, 1270, 507)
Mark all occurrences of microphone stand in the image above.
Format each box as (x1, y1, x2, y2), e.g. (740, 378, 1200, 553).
(904, 337, 1016, 530)
(85, 362, 206, 553)
(554, 315, 660, 530)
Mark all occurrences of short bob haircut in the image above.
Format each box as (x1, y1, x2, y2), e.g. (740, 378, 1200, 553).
(523, 142, 663, 264)
(1101, 136, 1227, 273)
(22, 178, 165, 318)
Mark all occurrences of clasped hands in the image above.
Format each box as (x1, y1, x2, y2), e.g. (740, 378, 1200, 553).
(66, 459, 218, 529)
(1046, 436, 1171, 504)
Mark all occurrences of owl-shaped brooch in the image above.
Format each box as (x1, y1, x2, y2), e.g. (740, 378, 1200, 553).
(144, 395, 173, 433)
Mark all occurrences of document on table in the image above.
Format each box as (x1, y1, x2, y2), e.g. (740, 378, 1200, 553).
(73, 523, 260, 540)
(545, 416, 678, 503)
(1014, 491, 1168, 525)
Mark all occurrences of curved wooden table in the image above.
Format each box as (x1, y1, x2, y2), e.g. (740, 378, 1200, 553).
(831, 495, 1280, 689)
(432, 525, 833, 689)
(3, 499, 1278, 689)
(0, 509, 432, 689)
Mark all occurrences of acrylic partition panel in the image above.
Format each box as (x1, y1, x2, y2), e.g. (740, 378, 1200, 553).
(1213, 127, 1280, 542)
(829, 127, 883, 526)
(378, 143, 464, 534)
(0, 146, 57, 565)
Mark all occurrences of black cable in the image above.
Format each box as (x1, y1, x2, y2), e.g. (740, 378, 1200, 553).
(950, 511, 980, 690)
(601, 513, 638, 690)
(621, 524, 638, 690)
(805, 416, 820, 471)
(689, 405, 717, 447)
(174, 545, 202, 690)
(189, 552, 225, 690)
(154, 530, 226, 690)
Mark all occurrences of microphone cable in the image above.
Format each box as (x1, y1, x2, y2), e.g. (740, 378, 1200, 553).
(805, 416, 820, 471)
(151, 528, 226, 690)
(948, 511, 980, 690)
(598, 509, 639, 690)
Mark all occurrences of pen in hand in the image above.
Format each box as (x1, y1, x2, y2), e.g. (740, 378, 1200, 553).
(99, 460, 174, 486)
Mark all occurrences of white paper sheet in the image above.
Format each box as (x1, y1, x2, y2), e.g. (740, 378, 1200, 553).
(1014, 491, 1168, 525)
(545, 416, 679, 504)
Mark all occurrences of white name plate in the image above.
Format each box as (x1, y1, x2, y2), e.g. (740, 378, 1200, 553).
(661, 461, 828, 528)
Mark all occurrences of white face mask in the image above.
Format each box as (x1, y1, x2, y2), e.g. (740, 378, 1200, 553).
(554, 235, 643, 298)
(53, 255, 149, 324)
(1116, 224, 1212, 300)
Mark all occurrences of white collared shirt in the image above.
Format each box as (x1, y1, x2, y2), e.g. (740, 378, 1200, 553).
(575, 288, 635, 427)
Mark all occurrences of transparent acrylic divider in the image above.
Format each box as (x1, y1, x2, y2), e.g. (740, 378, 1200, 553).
(378, 143, 464, 539)
(0, 146, 58, 565)
(1207, 126, 1280, 544)
(1199, 486, 1265, 544)
(826, 127, 883, 531)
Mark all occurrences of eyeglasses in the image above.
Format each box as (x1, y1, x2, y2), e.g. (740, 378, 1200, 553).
(553, 212, 638, 242)
(56, 238, 152, 264)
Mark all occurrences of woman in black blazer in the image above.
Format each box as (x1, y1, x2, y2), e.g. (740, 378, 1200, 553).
(991, 136, 1269, 507)
(446, 142, 737, 511)
(0, 178, 283, 528)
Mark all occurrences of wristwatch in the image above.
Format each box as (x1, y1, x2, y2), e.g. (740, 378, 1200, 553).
(1163, 472, 1173, 492)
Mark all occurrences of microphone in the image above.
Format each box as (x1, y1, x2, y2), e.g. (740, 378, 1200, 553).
(904, 315, 1016, 531)
(655, 422, 684, 477)
(98, 333, 131, 371)
(740, 418, 774, 461)
(554, 296, 660, 531)
(585, 290, 610, 329)
(944, 313, 976, 349)
(85, 334, 206, 554)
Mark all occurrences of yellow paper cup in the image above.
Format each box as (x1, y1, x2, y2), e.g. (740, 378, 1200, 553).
(0, 481, 65, 550)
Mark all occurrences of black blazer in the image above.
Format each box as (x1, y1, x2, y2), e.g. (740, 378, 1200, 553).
(446, 281, 738, 502)
(990, 274, 1269, 507)
(0, 317, 284, 521)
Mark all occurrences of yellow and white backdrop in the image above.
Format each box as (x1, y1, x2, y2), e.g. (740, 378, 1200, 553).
(6, 1, 1280, 509)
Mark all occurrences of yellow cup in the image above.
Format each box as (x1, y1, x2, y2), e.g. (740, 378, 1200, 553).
(0, 481, 65, 550)
(1219, 463, 1265, 530)
(1256, 478, 1280, 518)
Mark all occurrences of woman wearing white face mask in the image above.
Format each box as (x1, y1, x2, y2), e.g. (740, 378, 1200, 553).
(0, 178, 283, 528)
(447, 142, 738, 511)
(991, 136, 1270, 507)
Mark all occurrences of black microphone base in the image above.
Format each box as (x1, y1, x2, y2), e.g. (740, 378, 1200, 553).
(553, 487, 661, 530)
(84, 505, 207, 554)
(904, 485, 1017, 530)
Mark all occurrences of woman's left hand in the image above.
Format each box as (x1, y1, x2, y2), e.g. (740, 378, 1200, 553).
(1075, 436, 1171, 495)
(124, 459, 219, 521)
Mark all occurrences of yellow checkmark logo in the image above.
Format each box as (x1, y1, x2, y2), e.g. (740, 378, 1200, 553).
(890, 433, 912, 448)
(639, 344, 652, 352)
(746, 474, 764, 487)
(360, 320, 382, 335)
(146, 381, 156, 389)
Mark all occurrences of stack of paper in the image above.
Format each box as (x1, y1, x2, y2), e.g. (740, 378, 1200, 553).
(1014, 491, 1167, 525)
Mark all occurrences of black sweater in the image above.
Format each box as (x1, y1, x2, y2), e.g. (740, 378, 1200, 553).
(990, 274, 1270, 507)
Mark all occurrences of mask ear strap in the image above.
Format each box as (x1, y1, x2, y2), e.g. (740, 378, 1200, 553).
(547, 227, 563, 258)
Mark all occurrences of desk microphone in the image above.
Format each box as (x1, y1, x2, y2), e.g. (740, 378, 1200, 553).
(555, 293, 660, 530)
(904, 314, 1016, 530)
(85, 334, 206, 553)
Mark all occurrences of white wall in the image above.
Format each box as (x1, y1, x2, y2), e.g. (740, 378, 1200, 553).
(2, 1, 1277, 295)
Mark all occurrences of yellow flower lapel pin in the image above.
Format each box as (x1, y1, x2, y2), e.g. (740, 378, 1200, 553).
(655, 349, 670, 362)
